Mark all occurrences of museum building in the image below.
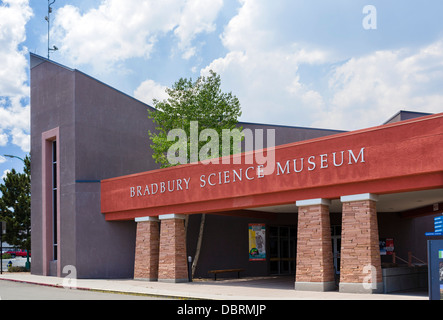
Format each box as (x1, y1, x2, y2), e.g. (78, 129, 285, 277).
(30, 53, 443, 294)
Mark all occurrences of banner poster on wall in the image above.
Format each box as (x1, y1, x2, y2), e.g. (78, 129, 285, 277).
(380, 238, 394, 255)
(249, 224, 266, 261)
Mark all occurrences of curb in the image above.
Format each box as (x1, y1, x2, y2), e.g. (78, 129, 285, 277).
(0, 277, 198, 300)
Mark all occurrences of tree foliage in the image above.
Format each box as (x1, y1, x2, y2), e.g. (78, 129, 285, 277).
(0, 155, 31, 251)
(148, 70, 242, 167)
(147, 71, 242, 278)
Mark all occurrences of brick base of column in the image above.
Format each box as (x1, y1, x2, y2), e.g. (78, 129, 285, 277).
(158, 215, 188, 283)
(339, 194, 383, 294)
(295, 199, 335, 292)
(134, 217, 159, 281)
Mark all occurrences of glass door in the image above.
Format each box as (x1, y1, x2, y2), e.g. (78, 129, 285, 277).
(270, 226, 296, 275)
(331, 225, 341, 275)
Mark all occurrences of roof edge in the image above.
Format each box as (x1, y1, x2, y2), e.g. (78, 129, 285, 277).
(383, 110, 433, 125)
(30, 52, 74, 72)
(29, 53, 156, 111)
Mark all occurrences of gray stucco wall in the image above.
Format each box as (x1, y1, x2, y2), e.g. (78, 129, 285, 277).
(72, 70, 159, 278)
(30, 54, 158, 278)
(30, 56, 76, 276)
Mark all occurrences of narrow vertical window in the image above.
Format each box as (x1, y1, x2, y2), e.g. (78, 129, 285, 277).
(52, 140, 57, 260)
(42, 127, 60, 276)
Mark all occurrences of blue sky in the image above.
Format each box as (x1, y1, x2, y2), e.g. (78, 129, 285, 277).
(1, 0, 443, 176)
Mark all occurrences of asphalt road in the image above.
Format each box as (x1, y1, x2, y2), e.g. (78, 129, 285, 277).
(0, 280, 170, 300)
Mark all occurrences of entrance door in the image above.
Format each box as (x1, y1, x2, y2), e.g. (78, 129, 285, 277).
(331, 225, 341, 275)
(269, 226, 296, 275)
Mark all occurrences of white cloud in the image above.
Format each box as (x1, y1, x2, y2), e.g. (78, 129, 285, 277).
(0, 97, 30, 152)
(201, 0, 443, 130)
(0, 0, 32, 96)
(42, 0, 443, 133)
(313, 41, 443, 130)
(0, 133, 8, 147)
(202, 0, 330, 127)
(220, 0, 273, 52)
(52, 0, 224, 72)
(11, 127, 30, 153)
(2, 169, 10, 180)
(0, 0, 32, 152)
(134, 79, 169, 107)
(174, 0, 223, 59)
(203, 48, 329, 126)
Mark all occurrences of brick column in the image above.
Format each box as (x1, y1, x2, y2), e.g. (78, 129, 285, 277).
(339, 193, 383, 293)
(134, 216, 160, 281)
(295, 199, 335, 291)
(158, 214, 188, 283)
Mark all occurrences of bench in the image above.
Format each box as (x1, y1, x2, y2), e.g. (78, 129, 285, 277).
(208, 268, 245, 281)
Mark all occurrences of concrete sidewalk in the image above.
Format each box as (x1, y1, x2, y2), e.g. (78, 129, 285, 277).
(0, 273, 429, 300)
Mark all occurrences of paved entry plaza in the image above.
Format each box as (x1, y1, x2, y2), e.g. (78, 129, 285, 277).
(0, 273, 428, 300)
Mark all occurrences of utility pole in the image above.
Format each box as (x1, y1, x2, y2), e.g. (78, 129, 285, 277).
(1, 221, 5, 274)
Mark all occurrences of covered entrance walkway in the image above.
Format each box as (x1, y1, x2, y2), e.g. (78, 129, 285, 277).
(101, 113, 443, 294)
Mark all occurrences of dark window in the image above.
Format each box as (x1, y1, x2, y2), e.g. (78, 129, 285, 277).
(52, 140, 57, 260)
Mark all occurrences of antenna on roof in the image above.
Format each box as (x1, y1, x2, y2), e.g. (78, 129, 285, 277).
(45, 0, 58, 59)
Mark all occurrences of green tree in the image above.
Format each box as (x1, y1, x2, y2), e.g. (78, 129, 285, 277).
(148, 70, 242, 167)
(0, 155, 31, 253)
(148, 71, 242, 278)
